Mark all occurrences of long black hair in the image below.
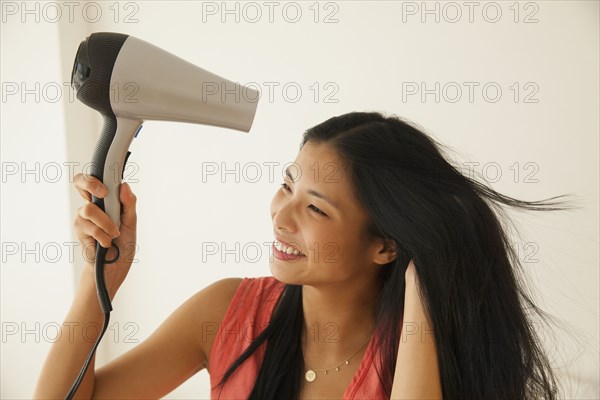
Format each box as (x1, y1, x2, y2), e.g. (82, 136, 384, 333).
(212, 111, 580, 399)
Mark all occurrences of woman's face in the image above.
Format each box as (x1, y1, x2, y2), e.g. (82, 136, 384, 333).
(270, 141, 393, 286)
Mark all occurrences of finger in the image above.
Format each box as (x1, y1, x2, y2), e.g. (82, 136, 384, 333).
(73, 174, 92, 201)
(76, 186, 92, 202)
(78, 203, 120, 238)
(75, 173, 108, 199)
(76, 217, 114, 248)
(119, 183, 137, 229)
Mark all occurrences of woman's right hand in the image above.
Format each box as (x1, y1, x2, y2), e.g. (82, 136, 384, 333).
(73, 173, 138, 296)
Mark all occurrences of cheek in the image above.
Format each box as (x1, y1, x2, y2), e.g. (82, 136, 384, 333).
(330, 234, 365, 264)
(304, 227, 345, 263)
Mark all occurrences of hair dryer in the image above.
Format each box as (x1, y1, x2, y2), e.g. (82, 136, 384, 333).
(72, 31, 259, 232)
(65, 32, 259, 399)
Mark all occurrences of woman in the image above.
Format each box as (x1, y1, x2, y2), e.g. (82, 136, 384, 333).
(35, 111, 573, 399)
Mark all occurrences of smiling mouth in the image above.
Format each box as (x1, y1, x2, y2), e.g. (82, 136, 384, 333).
(273, 238, 305, 256)
(272, 241, 306, 261)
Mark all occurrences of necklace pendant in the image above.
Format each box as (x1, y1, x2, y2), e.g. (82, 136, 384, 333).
(305, 369, 316, 382)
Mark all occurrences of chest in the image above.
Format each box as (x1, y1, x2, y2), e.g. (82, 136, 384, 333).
(297, 359, 362, 400)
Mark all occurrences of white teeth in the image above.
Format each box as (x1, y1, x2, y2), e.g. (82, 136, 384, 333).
(274, 240, 304, 256)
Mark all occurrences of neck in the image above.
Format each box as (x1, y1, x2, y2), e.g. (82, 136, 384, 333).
(300, 277, 380, 367)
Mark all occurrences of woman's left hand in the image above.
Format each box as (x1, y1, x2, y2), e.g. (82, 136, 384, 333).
(391, 258, 443, 399)
(404, 259, 423, 310)
(405, 259, 418, 290)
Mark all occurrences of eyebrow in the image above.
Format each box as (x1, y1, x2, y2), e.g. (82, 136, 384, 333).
(285, 166, 340, 210)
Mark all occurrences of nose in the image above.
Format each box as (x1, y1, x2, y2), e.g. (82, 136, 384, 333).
(271, 191, 297, 233)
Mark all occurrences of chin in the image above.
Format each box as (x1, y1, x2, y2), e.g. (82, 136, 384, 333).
(269, 260, 306, 286)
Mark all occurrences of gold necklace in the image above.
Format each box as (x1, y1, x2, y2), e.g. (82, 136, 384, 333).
(303, 333, 373, 383)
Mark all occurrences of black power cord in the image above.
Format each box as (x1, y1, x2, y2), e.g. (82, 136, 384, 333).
(64, 242, 120, 399)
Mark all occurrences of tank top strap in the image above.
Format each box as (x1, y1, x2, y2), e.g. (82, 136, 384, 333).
(209, 276, 286, 398)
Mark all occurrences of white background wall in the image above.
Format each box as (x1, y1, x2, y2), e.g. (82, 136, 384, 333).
(1, 1, 598, 398)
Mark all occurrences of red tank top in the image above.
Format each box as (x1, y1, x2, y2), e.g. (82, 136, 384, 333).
(208, 276, 391, 399)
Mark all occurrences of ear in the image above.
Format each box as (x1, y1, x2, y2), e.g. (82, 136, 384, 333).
(372, 238, 398, 265)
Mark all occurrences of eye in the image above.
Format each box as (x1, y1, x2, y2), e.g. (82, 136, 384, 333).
(308, 204, 328, 216)
(280, 182, 328, 217)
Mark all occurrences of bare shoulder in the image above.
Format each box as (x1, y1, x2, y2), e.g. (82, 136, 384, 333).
(195, 277, 244, 369)
(198, 277, 244, 321)
(92, 277, 243, 398)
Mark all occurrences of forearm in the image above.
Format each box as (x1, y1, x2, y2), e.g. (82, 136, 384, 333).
(33, 266, 108, 399)
(390, 280, 443, 399)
